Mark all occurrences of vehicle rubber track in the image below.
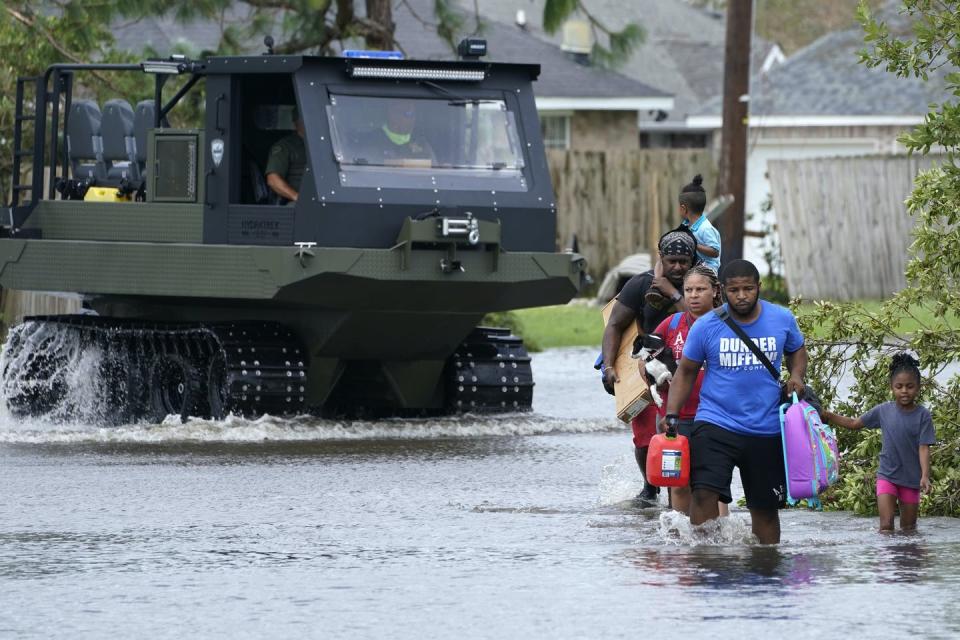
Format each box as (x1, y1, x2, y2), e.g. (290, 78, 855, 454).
(205, 322, 307, 419)
(0, 315, 306, 423)
(447, 326, 533, 413)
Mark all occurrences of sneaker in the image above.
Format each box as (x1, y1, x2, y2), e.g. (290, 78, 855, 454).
(644, 288, 667, 310)
(634, 483, 661, 506)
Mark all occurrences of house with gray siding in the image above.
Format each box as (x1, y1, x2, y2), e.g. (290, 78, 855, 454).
(690, 8, 955, 262)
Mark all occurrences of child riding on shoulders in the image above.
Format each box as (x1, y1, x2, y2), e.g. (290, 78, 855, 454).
(646, 174, 721, 309)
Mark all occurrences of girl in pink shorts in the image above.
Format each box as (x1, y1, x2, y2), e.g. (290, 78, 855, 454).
(822, 353, 935, 531)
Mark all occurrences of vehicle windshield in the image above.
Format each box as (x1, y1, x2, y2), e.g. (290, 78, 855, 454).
(326, 94, 527, 191)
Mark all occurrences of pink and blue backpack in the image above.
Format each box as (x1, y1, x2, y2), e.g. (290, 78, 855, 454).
(779, 392, 839, 508)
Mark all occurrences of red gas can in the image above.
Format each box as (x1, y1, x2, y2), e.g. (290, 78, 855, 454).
(646, 430, 690, 488)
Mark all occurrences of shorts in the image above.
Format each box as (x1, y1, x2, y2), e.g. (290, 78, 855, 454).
(876, 477, 920, 504)
(676, 418, 695, 438)
(689, 421, 786, 510)
(630, 404, 658, 448)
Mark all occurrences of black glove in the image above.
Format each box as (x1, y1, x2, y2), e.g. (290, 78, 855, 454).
(664, 413, 679, 437)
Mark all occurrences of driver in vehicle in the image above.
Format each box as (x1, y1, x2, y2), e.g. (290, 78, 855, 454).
(356, 99, 434, 166)
(265, 106, 306, 203)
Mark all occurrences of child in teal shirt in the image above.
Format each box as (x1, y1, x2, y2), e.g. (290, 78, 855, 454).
(646, 174, 722, 308)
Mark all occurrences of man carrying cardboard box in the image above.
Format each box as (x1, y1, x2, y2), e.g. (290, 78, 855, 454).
(601, 228, 697, 505)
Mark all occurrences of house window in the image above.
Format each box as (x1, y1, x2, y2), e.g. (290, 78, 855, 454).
(541, 114, 571, 149)
(640, 132, 710, 149)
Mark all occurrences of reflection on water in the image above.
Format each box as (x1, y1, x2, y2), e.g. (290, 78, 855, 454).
(0, 347, 958, 639)
(623, 545, 829, 592)
(874, 540, 930, 584)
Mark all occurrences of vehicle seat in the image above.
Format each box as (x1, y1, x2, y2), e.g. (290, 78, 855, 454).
(133, 100, 156, 179)
(101, 98, 138, 184)
(249, 159, 278, 205)
(66, 99, 106, 182)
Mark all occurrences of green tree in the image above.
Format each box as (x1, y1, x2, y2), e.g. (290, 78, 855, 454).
(798, 1, 960, 516)
(1, 2, 136, 201)
(0, 2, 180, 202)
(144, 0, 642, 63)
(540, 0, 643, 67)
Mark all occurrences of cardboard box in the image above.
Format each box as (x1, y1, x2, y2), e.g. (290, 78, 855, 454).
(601, 299, 654, 423)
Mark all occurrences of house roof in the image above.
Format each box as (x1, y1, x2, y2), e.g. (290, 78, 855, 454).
(391, 0, 670, 110)
(455, 0, 780, 125)
(109, 0, 672, 111)
(689, 7, 958, 127)
(393, 0, 670, 109)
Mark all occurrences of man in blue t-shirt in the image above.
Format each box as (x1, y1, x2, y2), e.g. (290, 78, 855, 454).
(664, 259, 808, 544)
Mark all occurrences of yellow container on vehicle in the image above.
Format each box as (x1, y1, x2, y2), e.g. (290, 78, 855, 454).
(84, 187, 131, 202)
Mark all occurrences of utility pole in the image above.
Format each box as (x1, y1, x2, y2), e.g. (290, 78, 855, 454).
(717, 0, 753, 266)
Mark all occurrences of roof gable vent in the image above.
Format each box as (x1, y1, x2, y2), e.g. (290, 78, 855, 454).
(561, 18, 593, 65)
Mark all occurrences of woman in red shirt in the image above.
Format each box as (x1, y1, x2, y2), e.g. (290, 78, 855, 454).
(653, 265, 729, 516)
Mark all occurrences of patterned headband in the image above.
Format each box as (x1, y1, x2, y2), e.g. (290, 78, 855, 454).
(659, 230, 696, 258)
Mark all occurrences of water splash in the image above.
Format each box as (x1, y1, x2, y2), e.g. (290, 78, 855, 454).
(0, 320, 126, 425)
(0, 323, 626, 443)
(658, 509, 758, 546)
(0, 410, 621, 444)
(597, 454, 648, 506)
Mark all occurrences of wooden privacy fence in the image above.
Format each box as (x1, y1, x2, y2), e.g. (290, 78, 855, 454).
(548, 149, 718, 282)
(768, 155, 933, 301)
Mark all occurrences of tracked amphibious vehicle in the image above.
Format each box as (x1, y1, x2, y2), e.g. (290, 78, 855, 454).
(0, 42, 585, 422)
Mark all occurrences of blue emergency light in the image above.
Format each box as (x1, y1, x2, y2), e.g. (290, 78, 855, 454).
(343, 50, 404, 60)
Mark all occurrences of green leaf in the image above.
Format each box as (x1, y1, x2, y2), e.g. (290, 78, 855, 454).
(543, 0, 579, 34)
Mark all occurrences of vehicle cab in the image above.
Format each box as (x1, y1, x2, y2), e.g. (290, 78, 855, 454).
(202, 47, 557, 252)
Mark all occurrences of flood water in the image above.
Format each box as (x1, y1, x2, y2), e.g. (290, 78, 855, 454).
(1, 347, 959, 638)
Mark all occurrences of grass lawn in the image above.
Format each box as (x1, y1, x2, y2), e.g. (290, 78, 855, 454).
(513, 299, 956, 350)
(513, 304, 605, 350)
(794, 299, 957, 338)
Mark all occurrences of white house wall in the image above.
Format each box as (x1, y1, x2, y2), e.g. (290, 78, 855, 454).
(740, 125, 907, 269)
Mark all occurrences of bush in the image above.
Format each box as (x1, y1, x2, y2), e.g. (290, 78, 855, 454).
(797, 1, 960, 516)
(761, 273, 791, 305)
